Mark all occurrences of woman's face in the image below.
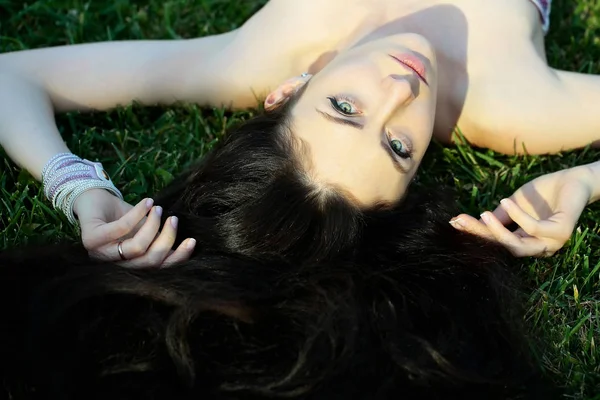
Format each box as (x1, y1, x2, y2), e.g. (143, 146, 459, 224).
(290, 33, 438, 206)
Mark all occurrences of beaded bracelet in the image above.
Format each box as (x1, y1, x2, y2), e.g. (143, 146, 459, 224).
(41, 153, 123, 224)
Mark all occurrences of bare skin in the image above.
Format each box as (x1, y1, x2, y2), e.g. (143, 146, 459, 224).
(0, 0, 599, 260)
(225, 0, 599, 154)
(3, 0, 598, 158)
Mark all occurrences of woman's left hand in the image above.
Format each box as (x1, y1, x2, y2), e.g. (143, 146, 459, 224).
(449, 166, 594, 257)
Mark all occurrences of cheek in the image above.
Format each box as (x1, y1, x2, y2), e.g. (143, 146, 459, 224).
(417, 98, 437, 123)
(408, 101, 436, 140)
(320, 59, 382, 85)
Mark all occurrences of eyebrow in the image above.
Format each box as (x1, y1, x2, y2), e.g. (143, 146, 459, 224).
(316, 109, 364, 130)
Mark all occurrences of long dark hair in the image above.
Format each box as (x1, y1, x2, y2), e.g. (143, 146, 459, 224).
(0, 104, 556, 399)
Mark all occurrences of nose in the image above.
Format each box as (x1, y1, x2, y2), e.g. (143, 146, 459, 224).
(377, 74, 417, 122)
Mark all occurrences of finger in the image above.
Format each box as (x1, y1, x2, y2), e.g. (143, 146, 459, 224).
(488, 201, 514, 226)
(162, 238, 197, 267)
(497, 198, 542, 236)
(125, 216, 179, 268)
(480, 211, 522, 247)
(451, 212, 551, 257)
(499, 198, 572, 247)
(513, 227, 532, 239)
(450, 213, 495, 241)
(120, 206, 164, 259)
(84, 198, 154, 248)
(480, 211, 548, 257)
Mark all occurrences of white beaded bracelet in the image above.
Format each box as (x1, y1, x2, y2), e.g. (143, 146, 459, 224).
(41, 153, 123, 225)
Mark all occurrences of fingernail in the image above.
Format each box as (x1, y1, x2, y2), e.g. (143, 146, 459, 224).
(145, 198, 154, 208)
(480, 212, 490, 223)
(500, 198, 510, 209)
(186, 238, 196, 250)
(170, 216, 178, 229)
(449, 218, 464, 229)
(155, 206, 163, 217)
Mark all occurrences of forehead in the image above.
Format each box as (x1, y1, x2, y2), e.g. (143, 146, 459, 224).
(289, 103, 409, 206)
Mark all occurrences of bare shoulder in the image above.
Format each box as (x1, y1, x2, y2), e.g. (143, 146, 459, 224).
(427, 0, 546, 142)
(455, 41, 600, 155)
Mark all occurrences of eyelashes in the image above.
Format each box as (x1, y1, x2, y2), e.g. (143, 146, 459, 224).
(389, 138, 411, 159)
(327, 95, 413, 160)
(327, 96, 361, 116)
(386, 130, 412, 159)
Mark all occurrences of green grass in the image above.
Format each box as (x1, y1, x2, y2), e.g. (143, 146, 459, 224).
(0, 0, 599, 397)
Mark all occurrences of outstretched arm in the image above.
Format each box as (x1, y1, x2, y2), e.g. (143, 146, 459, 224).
(0, 34, 247, 262)
(0, 34, 239, 179)
(449, 44, 600, 257)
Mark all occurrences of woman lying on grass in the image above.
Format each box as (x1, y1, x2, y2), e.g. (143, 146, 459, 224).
(0, 105, 560, 399)
(0, 0, 598, 397)
(0, 0, 599, 263)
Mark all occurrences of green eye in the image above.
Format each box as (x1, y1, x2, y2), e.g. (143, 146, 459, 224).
(338, 101, 353, 114)
(328, 97, 358, 115)
(390, 139, 410, 158)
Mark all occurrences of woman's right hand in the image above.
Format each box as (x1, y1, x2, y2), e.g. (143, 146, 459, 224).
(73, 189, 196, 268)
